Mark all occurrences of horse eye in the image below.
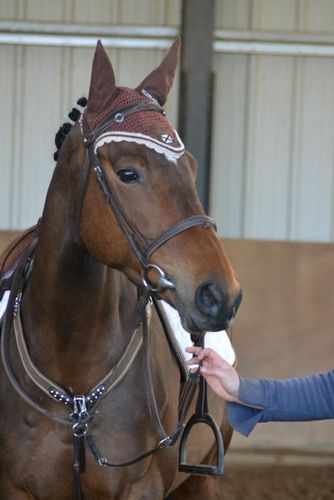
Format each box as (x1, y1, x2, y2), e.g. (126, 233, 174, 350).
(116, 168, 141, 184)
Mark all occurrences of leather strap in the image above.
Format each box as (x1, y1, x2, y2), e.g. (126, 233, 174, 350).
(93, 161, 216, 270)
(145, 215, 216, 260)
(4, 283, 149, 421)
(84, 102, 165, 146)
(82, 101, 218, 274)
(0, 222, 200, 472)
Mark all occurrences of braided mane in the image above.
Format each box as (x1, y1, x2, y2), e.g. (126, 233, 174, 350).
(53, 97, 87, 161)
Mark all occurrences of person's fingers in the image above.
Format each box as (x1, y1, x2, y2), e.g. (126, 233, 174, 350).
(186, 353, 211, 365)
(185, 347, 216, 361)
(186, 347, 232, 369)
(201, 358, 211, 368)
(186, 346, 213, 355)
(185, 346, 201, 355)
(200, 365, 223, 377)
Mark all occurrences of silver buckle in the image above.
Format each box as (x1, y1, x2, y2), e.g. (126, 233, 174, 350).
(142, 264, 175, 292)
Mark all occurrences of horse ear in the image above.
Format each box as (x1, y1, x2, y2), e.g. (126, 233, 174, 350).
(136, 36, 181, 106)
(86, 40, 117, 120)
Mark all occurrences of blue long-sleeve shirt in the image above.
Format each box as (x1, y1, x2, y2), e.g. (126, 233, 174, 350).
(226, 369, 334, 436)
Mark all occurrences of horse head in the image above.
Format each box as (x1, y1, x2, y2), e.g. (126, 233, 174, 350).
(64, 39, 241, 333)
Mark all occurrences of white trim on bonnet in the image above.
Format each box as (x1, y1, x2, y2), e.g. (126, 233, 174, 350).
(94, 130, 185, 163)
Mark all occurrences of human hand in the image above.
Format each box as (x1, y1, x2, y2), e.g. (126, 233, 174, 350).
(185, 346, 240, 402)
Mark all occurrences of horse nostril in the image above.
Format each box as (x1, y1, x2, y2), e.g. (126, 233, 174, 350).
(195, 281, 225, 319)
(229, 289, 243, 320)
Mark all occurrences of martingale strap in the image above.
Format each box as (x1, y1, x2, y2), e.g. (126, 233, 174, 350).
(0, 240, 70, 426)
(2, 278, 149, 426)
(0, 249, 198, 472)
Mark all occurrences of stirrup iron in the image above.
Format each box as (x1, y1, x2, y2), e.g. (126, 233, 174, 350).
(178, 375, 224, 475)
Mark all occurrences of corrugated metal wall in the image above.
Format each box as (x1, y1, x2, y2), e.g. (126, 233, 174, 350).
(0, 0, 181, 229)
(211, 0, 334, 242)
(2, 0, 334, 243)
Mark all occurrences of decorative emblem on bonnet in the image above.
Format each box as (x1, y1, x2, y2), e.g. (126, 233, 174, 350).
(161, 134, 175, 144)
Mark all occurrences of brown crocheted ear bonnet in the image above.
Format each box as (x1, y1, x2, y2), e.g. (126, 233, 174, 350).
(83, 38, 185, 163)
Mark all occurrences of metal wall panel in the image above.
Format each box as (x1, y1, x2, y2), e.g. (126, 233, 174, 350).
(210, 53, 249, 237)
(301, 0, 334, 32)
(2, 0, 334, 243)
(25, 0, 67, 21)
(210, 0, 334, 242)
(215, 0, 251, 29)
(1, 0, 18, 19)
(289, 57, 334, 242)
(0, 44, 16, 227)
(0, 0, 181, 230)
(72, 1, 119, 23)
(251, 0, 297, 30)
(243, 55, 295, 240)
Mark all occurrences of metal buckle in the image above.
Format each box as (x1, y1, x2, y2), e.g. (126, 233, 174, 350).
(114, 112, 125, 123)
(13, 292, 22, 317)
(98, 457, 108, 467)
(72, 421, 88, 438)
(71, 395, 90, 437)
(142, 264, 175, 292)
(158, 435, 173, 448)
(73, 395, 88, 418)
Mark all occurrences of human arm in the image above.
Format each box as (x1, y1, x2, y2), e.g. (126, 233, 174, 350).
(186, 347, 334, 436)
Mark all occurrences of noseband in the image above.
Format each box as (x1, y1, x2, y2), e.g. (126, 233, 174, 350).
(81, 101, 217, 289)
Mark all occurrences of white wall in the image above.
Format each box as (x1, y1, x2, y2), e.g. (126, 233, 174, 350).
(2, 0, 334, 243)
(0, 0, 181, 229)
(211, 0, 334, 242)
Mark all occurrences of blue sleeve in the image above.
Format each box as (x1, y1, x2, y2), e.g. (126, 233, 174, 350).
(227, 369, 334, 436)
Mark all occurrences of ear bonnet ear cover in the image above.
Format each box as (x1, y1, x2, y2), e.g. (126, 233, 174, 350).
(84, 38, 184, 163)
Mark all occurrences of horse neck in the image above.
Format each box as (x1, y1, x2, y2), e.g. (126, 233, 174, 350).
(20, 160, 138, 391)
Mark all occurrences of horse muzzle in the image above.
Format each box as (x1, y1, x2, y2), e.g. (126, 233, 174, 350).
(166, 279, 242, 334)
(193, 279, 242, 331)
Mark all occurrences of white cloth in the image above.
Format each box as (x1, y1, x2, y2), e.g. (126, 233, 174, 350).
(159, 301, 236, 366)
(0, 290, 10, 323)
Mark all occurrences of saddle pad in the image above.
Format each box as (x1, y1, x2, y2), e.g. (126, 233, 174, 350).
(159, 301, 236, 366)
(0, 225, 37, 278)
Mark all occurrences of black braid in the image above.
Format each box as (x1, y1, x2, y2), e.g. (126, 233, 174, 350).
(53, 97, 87, 161)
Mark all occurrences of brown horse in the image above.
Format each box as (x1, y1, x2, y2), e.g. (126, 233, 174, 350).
(0, 39, 241, 499)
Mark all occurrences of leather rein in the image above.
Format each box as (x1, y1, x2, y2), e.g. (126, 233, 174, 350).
(0, 101, 218, 497)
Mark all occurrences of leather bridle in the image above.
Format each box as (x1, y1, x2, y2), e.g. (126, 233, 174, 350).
(0, 101, 223, 499)
(81, 101, 217, 284)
